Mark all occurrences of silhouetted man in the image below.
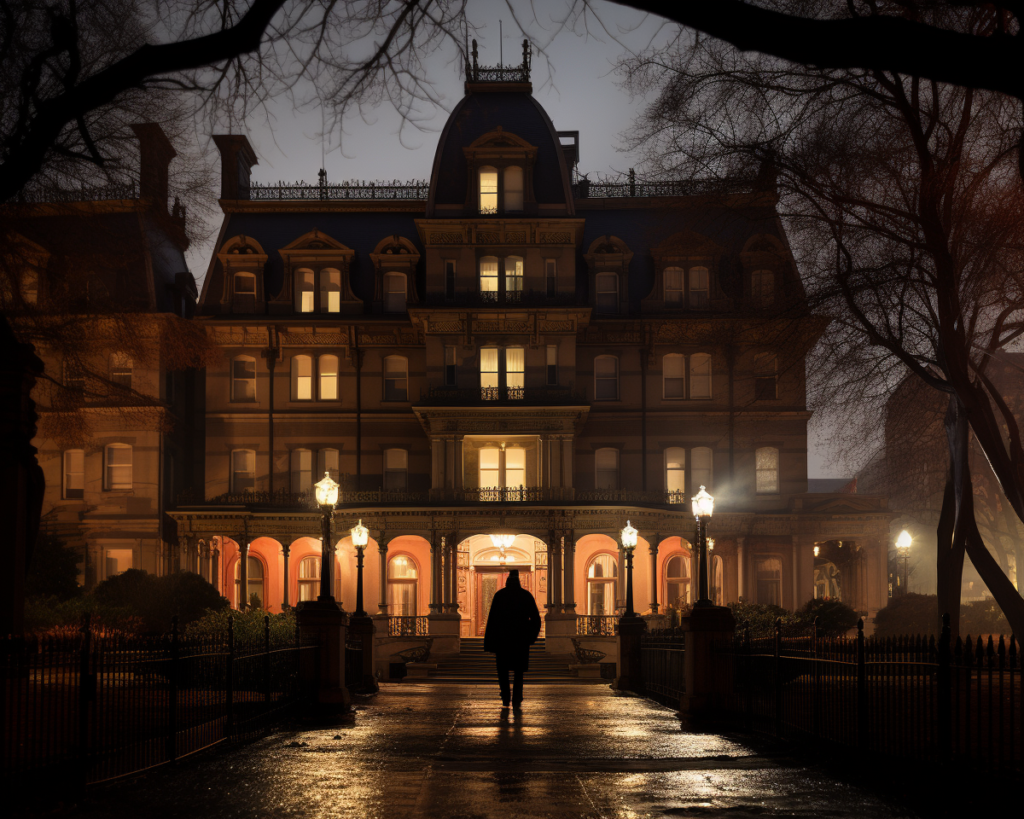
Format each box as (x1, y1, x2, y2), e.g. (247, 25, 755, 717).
(483, 568, 542, 708)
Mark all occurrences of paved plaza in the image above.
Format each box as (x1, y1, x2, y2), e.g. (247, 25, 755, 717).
(58, 684, 914, 819)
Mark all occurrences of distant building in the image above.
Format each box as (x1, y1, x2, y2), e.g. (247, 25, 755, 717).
(169, 48, 891, 648)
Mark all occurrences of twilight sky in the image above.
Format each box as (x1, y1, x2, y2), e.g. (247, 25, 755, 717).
(190, 0, 843, 479)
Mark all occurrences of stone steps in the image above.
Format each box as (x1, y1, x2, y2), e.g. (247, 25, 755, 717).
(404, 637, 605, 684)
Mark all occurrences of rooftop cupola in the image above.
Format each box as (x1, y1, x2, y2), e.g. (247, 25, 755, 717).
(465, 38, 532, 94)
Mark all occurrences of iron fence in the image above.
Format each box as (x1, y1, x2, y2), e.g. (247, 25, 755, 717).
(388, 616, 429, 637)
(249, 180, 429, 200)
(642, 628, 686, 705)
(577, 616, 618, 637)
(0, 616, 317, 785)
(711, 614, 1024, 773)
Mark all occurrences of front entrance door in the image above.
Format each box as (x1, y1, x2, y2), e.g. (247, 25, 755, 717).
(475, 569, 532, 636)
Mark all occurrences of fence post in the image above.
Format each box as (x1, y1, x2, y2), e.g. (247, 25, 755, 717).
(168, 616, 179, 763)
(264, 615, 271, 708)
(744, 623, 752, 731)
(813, 615, 821, 740)
(773, 617, 782, 738)
(938, 613, 951, 764)
(857, 618, 866, 751)
(225, 615, 234, 738)
(77, 613, 93, 784)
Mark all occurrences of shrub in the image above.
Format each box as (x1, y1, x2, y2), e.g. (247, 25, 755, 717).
(23, 595, 140, 636)
(795, 598, 860, 637)
(959, 599, 1009, 637)
(26, 533, 82, 601)
(728, 600, 792, 634)
(872, 594, 939, 638)
(92, 570, 228, 634)
(184, 607, 297, 647)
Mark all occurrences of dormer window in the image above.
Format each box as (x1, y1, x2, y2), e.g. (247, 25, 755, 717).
(320, 269, 341, 313)
(465, 129, 538, 216)
(504, 166, 524, 211)
(233, 272, 256, 312)
(295, 269, 314, 312)
(384, 272, 407, 313)
(479, 166, 499, 214)
(752, 269, 775, 306)
(596, 273, 619, 314)
(689, 267, 709, 309)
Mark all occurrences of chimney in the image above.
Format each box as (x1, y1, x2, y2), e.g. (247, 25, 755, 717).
(131, 123, 177, 212)
(212, 135, 259, 201)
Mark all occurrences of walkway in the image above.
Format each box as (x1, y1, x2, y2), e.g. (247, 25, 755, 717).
(59, 684, 913, 819)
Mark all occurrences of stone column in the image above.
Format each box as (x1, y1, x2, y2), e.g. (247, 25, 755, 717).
(563, 532, 576, 613)
(378, 539, 390, 614)
(454, 437, 464, 491)
(238, 538, 250, 609)
(561, 437, 574, 488)
(177, 535, 189, 574)
(212, 548, 221, 592)
(429, 532, 441, 612)
(431, 437, 444, 490)
(791, 539, 800, 611)
(737, 536, 746, 601)
(282, 541, 291, 608)
(449, 536, 459, 613)
(441, 536, 451, 611)
(549, 533, 562, 612)
(649, 536, 660, 614)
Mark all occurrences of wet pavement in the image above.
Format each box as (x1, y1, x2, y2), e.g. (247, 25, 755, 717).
(59, 684, 914, 818)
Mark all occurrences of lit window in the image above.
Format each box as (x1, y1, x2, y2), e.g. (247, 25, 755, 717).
(752, 269, 775, 306)
(384, 448, 408, 491)
(233, 272, 256, 311)
(235, 556, 264, 609)
(319, 355, 339, 400)
(105, 548, 133, 579)
(587, 554, 617, 615)
(594, 355, 618, 400)
(384, 356, 408, 401)
(110, 353, 132, 390)
(64, 450, 84, 499)
(292, 355, 313, 401)
(384, 272, 406, 313)
(595, 448, 618, 490)
(479, 257, 499, 301)
(692, 447, 713, 493)
(689, 267, 709, 309)
(317, 448, 340, 480)
(505, 256, 523, 299)
(479, 447, 500, 488)
(480, 347, 499, 400)
(689, 353, 712, 399)
(545, 259, 556, 297)
(232, 356, 256, 402)
(546, 345, 557, 385)
(295, 269, 315, 312)
(596, 272, 618, 314)
(506, 447, 526, 488)
(755, 556, 782, 605)
(664, 267, 684, 304)
(291, 448, 313, 493)
(388, 555, 418, 616)
(298, 556, 321, 602)
(445, 346, 457, 387)
(663, 354, 684, 399)
(479, 166, 498, 214)
(756, 446, 780, 494)
(506, 347, 524, 398)
(665, 448, 685, 494)
(104, 444, 132, 490)
(320, 269, 341, 313)
(504, 166, 524, 211)
(666, 555, 690, 608)
(231, 449, 255, 493)
(755, 353, 777, 400)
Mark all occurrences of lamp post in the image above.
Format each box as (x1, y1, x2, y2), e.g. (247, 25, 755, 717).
(620, 520, 638, 618)
(314, 472, 340, 602)
(351, 519, 370, 616)
(692, 485, 714, 607)
(896, 529, 912, 596)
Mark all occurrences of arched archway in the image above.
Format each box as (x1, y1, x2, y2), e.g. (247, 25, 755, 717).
(458, 533, 548, 636)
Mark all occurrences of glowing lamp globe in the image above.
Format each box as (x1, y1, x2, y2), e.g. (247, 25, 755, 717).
(620, 520, 638, 552)
(351, 519, 369, 549)
(896, 530, 912, 551)
(707, 538, 715, 551)
(813, 545, 820, 558)
(314, 472, 340, 507)
(489, 534, 516, 550)
(691, 486, 714, 519)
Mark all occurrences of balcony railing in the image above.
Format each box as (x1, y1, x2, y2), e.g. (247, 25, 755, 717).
(575, 489, 688, 505)
(388, 616, 429, 637)
(423, 385, 586, 406)
(572, 169, 757, 200)
(248, 179, 429, 201)
(421, 290, 568, 308)
(577, 616, 618, 637)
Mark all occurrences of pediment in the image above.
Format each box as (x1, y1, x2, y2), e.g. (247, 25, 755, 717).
(800, 495, 888, 514)
(652, 230, 726, 258)
(466, 127, 536, 152)
(279, 229, 354, 259)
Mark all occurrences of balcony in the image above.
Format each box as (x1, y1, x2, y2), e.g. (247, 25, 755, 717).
(422, 385, 586, 407)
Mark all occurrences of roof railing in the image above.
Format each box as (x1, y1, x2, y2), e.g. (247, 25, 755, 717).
(466, 37, 531, 83)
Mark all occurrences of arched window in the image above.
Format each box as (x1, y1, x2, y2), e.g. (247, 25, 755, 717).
(291, 448, 313, 493)
(319, 354, 339, 400)
(752, 269, 775, 306)
(587, 554, 617, 615)
(320, 268, 341, 313)
(664, 267, 684, 304)
(665, 448, 685, 495)
(596, 272, 618, 314)
(292, 355, 313, 401)
(692, 447, 713, 492)
(663, 353, 684, 399)
(689, 266, 709, 309)
(235, 556, 265, 609)
(754, 353, 777, 400)
(595, 448, 619, 490)
(318, 448, 340, 480)
(479, 166, 498, 214)
(504, 166, 524, 211)
(384, 448, 408, 490)
(506, 347, 524, 397)
(665, 554, 690, 609)
(294, 269, 315, 312)
(756, 446, 780, 494)
(110, 353, 132, 390)
(689, 353, 712, 398)
(594, 355, 618, 400)
(505, 256, 524, 299)
(233, 272, 256, 311)
(711, 555, 724, 605)
(755, 556, 782, 605)
(479, 256, 499, 301)
(231, 356, 256, 402)
(104, 444, 132, 490)
(383, 356, 408, 401)
(388, 555, 418, 616)
(231, 449, 256, 493)
(64, 449, 84, 499)
(298, 556, 320, 602)
(384, 272, 407, 313)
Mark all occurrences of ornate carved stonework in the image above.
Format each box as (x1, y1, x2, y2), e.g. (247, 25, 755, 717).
(431, 232, 465, 244)
(539, 320, 574, 332)
(280, 332, 348, 347)
(477, 232, 501, 244)
(429, 321, 464, 334)
(539, 232, 573, 244)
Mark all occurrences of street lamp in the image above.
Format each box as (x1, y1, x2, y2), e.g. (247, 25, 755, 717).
(896, 529, 912, 596)
(692, 485, 714, 607)
(351, 518, 370, 616)
(314, 472, 340, 602)
(620, 520, 639, 618)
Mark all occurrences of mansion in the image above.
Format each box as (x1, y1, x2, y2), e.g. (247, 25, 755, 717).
(18, 52, 892, 650)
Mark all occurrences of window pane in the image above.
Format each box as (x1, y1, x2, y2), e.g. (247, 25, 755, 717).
(690, 353, 712, 398)
(106, 549, 133, 577)
(753, 269, 775, 305)
(232, 450, 255, 493)
(595, 356, 617, 400)
(291, 449, 313, 493)
(319, 355, 338, 400)
(504, 166, 524, 211)
(384, 357, 408, 401)
(663, 354, 684, 398)
(756, 447, 780, 493)
(664, 267, 684, 303)
(755, 557, 782, 606)
(665, 448, 685, 493)
(692, 446, 713, 492)
(480, 347, 499, 396)
(320, 269, 341, 313)
(296, 269, 314, 312)
(595, 448, 618, 489)
(388, 555, 417, 579)
(689, 266, 709, 309)
(386, 448, 408, 469)
(479, 447, 499, 487)
(479, 167, 498, 214)
(235, 273, 255, 294)
(65, 449, 84, 498)
(506, 347, 524, 391)
(479, 257, 499, 295)
(589, 553, 617, 578)
(505, 256, 523, 294)
(106, 445, 132, 489)
(385, 273, 406, 312)
(318, 448, 340, 480)
(232, 358, 256, 402)
(110, 353, 132, 389)
(596, 273, 618, 313)
(506, 447, 525, 488)
(294, 355, 312, 400)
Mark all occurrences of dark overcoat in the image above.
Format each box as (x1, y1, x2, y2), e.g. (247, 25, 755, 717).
(483, 577, 542, 672)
